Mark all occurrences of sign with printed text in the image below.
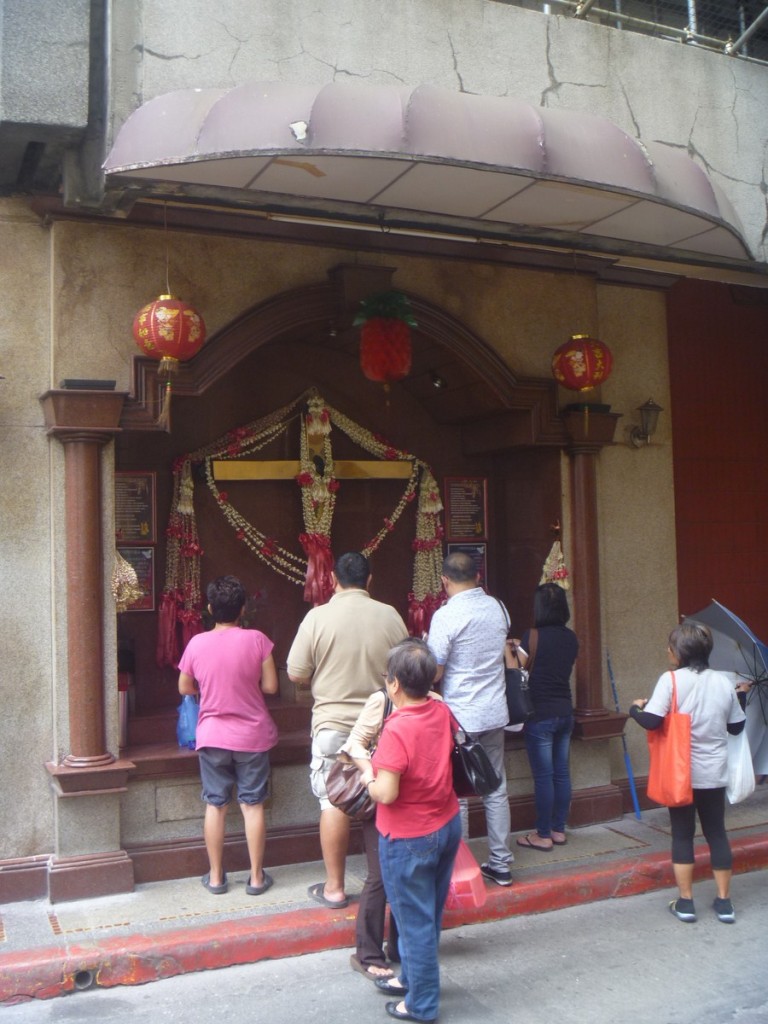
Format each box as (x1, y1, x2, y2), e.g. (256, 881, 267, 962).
(115, 471, 156, 544)
(444, 477, 487, 541)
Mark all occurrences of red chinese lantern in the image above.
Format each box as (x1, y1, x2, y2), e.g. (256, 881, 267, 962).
(354, 291, 416, 386)
(133, 294, 206, 371)
(551, 334, 613, 391)
(132, 294, 206, 428)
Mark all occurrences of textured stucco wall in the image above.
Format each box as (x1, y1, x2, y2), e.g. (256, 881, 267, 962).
(0, 200, 56, 857)
(109, 0, 768, 262)
(597, 284, 677, 776)
(0, 0, 89, 128)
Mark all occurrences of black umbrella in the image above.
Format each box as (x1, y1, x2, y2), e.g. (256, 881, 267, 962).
(684, 599, 768, 720)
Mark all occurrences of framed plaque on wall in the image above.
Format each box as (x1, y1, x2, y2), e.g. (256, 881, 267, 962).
(444, 476, 487, 541)
(115, 471, 156, 544)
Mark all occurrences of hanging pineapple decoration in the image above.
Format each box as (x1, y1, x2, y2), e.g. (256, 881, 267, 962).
(112, 549, 144, 612)
(354, 290, 416, 390)
(540, 522, 570, 590)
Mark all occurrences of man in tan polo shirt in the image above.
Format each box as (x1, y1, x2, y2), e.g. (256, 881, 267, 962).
(287, 551, 407, 908)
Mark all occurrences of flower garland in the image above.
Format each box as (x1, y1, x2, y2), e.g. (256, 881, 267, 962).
(156, 389, 444, 667)
(296, 394, 337, 604)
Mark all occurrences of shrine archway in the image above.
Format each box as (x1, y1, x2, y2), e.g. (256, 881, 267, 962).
(122, 265, 564, 442)
(117, 265, 567, 716)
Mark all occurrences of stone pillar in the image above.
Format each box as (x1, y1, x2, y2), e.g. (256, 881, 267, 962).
(62, 430, 115, 765)
(562, 408, 627, 742)
(40, 388, 136, 901)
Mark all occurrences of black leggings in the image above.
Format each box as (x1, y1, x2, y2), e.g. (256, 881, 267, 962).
(668, 787, 732, 870)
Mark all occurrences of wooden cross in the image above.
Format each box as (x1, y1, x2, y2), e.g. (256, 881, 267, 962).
(213, 458, 412, 481)
(213, 422, 413, 482)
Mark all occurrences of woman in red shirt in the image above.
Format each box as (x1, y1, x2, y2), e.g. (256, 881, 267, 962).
(362, 638, 461, 1024)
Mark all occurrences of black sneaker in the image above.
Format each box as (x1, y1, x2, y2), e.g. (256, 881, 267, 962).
(668, 898, 696, 923)
(713, 897, 735, 923)
(480, 862, 513, 887)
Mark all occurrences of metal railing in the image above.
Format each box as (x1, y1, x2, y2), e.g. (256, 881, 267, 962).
(494, 1, 768, 63)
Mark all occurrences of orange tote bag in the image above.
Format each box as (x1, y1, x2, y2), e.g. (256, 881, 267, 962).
(646, 671, 693, 808)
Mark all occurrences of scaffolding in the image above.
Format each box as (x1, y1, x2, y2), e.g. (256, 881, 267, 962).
(497, 1, 768, 62)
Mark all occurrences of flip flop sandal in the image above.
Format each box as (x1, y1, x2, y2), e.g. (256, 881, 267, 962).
(307, 882, 349, 908)
(516, 834, 553, 852)
(551, 834, 567, 846)
(246, 871, 274, 895)
(350, 955, 395, 981)
(201, 872, 228, 894)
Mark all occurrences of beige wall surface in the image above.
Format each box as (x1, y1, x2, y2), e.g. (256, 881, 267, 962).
(0, 201, 56, 857)
(109, 0, 768, 262)
(597, 284, 677, 778)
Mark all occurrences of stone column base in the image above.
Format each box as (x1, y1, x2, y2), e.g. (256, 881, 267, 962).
(48, 850, 135, 904)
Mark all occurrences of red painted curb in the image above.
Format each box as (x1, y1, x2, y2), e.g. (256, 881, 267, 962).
(1, 833, 766, 1005)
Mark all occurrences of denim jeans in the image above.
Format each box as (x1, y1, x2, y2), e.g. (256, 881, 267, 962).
(524, 715, 574, 838)
(379, 813, 462, 1021)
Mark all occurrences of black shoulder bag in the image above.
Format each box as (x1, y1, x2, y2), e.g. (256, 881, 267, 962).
(505, 628, 538, 725)
(451, 717, 502, 797)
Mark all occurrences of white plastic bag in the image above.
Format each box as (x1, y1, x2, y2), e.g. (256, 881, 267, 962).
(726, 729, 755, 804)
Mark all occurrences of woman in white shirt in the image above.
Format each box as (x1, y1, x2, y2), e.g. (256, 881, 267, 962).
(629, 622, 746, 924)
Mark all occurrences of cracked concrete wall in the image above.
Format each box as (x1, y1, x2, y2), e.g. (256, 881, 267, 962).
(109, 0, 768, 261)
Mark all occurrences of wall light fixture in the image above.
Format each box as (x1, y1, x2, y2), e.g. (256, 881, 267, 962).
(629, 398, 663, 447)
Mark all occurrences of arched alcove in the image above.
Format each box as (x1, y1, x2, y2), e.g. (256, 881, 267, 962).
(117, 265, 566, 719)
(122, 265, 565, 442)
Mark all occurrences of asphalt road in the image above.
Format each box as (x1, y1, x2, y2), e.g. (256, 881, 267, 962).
(4, 870, 767, 1023)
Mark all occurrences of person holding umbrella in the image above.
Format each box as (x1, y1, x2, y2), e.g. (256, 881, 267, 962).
(629, 622, 746, 924)
(684, 600, 768, 782)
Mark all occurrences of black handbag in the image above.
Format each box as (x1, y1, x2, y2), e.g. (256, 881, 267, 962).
(505, 628, 538, 726)
(451, 723, 501, 797)
(505, 668, 533, 725)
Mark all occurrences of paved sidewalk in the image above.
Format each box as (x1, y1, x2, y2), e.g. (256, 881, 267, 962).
(2, 788, 768, 1005)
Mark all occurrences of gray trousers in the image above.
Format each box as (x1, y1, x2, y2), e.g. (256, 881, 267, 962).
(459, 727, 512, 870)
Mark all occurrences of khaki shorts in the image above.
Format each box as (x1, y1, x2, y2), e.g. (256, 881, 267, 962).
(310, 728, 350, 810)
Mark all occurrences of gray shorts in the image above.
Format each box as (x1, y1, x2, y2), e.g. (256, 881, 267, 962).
(198, 747, 271, 807)
(310, 729, 350, 810)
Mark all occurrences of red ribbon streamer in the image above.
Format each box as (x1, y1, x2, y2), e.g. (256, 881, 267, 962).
(299, 532, 335, 606)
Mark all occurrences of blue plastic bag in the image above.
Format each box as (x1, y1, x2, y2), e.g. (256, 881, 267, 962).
(177, 695, 199, 749)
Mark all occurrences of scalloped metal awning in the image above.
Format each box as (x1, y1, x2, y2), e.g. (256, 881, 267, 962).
(104, 81, 750, 264)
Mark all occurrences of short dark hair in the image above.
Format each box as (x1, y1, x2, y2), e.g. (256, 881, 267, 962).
(386, 637, 437, 697)
(669, 622, 712, 672)
(441, 551, 477, 584)
(334, 551, 370, 589)
(533, 583, 571, 627)
(206, 575, 246, 623)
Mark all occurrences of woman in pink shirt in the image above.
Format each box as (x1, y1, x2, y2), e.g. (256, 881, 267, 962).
(179, 575, 278, 896)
